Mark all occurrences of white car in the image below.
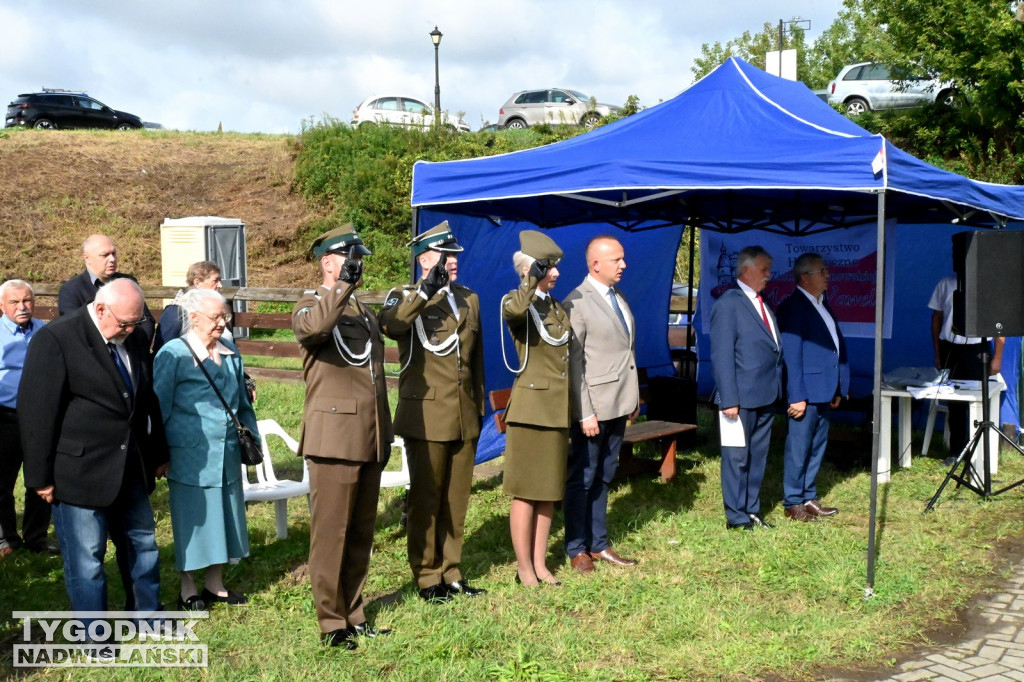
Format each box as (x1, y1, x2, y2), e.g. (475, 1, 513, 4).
(350, 95, 470, 132)
(827, 62, 959, 115)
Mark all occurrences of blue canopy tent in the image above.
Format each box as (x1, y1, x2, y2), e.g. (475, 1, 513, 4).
(410, 57, 1024, 591)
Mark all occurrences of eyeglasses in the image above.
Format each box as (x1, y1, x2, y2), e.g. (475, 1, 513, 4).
(107, 308, 151, 330)
(196, 311, 232, 324)
(805, 268, 829, 276)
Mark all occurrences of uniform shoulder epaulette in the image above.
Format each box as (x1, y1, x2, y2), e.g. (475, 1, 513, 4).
(295, 289, 319, 314)
(383, 285, 415, 307)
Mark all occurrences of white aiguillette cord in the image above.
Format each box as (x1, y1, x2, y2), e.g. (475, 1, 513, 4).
(331, 298, 372, 367)
(499, 296, 569, 375)
(395, 297, 461, 375)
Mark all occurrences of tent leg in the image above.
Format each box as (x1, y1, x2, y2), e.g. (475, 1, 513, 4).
(410, 208, 420, 285)
(866, 190, 886, 598)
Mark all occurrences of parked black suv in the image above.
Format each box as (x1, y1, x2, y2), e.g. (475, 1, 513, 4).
(5, 90, 143, 130)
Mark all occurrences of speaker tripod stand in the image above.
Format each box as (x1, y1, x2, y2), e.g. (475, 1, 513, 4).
(925, 339, 1024, 511)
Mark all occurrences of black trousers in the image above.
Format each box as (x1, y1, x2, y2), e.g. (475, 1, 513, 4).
(0, 410, 52, 550)
(938, 340, 987, 457)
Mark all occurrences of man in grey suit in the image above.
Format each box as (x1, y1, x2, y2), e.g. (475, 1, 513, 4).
(563, 236, 640, 575)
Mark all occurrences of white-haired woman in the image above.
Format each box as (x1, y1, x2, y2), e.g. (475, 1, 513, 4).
(153, 288, 259, 610)
(501, 230, 576, 587)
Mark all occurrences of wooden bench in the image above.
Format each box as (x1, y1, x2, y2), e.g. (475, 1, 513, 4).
(488, 382, 696, 483)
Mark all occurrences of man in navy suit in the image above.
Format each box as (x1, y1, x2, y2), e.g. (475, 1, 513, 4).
(710, 246, 783, 530)
(777, 254, 849, 522)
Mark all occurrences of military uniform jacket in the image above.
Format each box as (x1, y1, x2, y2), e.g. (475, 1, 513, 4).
(501, 280, 575, 429)
(293, 283, 393, 463)
(379, 281, 485, 442)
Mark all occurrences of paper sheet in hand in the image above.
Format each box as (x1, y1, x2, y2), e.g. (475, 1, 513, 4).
(719, 412, 746, 448)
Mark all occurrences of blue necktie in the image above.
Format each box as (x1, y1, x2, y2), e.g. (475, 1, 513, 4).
(607, 288, 629, 335)
(108, 342, 134, 399)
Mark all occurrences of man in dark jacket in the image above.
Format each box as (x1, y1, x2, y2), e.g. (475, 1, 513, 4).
(20, 278, 169, 619)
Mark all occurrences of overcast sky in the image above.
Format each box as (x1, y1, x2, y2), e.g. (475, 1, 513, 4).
(1, 0, 845, 134)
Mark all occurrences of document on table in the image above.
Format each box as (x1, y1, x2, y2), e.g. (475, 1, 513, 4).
(718, 411, 746, 448)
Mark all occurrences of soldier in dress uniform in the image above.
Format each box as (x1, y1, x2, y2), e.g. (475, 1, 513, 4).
(500, 231, 577, 587)
(379, 221, 487, 604)
(292, 224, 394, 649)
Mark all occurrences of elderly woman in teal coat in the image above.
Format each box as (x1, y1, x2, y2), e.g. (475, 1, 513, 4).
(154, 288, 259, 610)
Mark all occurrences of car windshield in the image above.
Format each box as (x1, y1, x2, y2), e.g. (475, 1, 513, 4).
(566, 90, 590, 101)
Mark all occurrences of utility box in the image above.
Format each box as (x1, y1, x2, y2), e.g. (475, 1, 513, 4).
(160, 216, 248, 335)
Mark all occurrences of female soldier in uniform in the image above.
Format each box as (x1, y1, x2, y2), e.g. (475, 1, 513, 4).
(501, 231, 576, 587)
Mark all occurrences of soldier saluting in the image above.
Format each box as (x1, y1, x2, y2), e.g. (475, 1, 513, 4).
(379, 221, 487, 604)
(292, 224, 394, 649)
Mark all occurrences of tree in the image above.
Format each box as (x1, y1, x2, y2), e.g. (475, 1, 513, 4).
(804, 2, 885, 88)
(859, 0, 1024, 143)
(691, 23, 809, 82)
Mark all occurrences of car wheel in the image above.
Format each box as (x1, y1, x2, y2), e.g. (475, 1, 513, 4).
(116, 122, 135, 131)
(844, 97, 869, 116)
(505, 118, 527, 130)
(359, 121, 376, 128)
(580, 112, 602, 128)
(33, 118, 56, 130)
(938, 89, 962, 108)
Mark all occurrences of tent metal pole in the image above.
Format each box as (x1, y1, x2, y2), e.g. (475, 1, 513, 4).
(410, 208, 419, 285)
(686, 222, 696, 344)
(866, 190, 886, 599)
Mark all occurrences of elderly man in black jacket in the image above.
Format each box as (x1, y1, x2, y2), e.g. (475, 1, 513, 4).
(20, 278, 169, 617)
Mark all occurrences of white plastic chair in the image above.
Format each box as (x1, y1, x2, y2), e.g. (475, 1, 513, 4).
(380, 437, 411, 489)
(921, 401, 951, 456)
(241, 419, 309, 540)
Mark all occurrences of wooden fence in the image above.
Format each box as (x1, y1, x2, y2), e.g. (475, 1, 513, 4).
(31, 283, 695, 384)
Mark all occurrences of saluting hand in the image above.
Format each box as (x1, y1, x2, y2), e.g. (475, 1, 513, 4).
(339, 257, 364, 285)
(528, 258, 550, 283)
(420, 256, 450, 298)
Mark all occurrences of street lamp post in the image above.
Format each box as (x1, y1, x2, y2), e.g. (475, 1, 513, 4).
(430, 26, 443, 120)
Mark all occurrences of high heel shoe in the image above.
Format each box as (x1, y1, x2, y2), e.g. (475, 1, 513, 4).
(536, 573, 562, 586)
(514, 572, 540, 587)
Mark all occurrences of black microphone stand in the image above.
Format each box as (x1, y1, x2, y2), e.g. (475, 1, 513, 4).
(926, 338, 1024, 511)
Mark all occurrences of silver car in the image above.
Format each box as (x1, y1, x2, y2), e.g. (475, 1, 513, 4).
(827, 62, 958, 115)
(497, 88, 620, 129)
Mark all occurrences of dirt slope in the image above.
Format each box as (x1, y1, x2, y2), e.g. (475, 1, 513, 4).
(0, 130, 326, 286)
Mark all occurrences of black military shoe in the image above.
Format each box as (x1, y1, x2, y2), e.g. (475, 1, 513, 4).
(446, 579, 487, 597)
(322, 628, 357, 650)
(352, 623, 392, 638)
(418, 583, 454, 604)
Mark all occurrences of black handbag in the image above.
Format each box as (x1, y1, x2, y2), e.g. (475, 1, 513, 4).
(182, 339, 264, 466)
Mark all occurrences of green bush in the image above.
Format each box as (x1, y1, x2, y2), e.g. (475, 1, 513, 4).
(293, 118, 590, 281)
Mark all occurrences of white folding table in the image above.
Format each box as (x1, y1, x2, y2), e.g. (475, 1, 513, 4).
(877, 378, 1004, 483)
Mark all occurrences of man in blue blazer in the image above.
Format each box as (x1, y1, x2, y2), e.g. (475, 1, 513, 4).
(710, 246, 783, 530)
(777, 253, 849, 522)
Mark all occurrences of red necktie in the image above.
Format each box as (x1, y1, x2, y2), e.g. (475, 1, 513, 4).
(757, 293, 775, 341)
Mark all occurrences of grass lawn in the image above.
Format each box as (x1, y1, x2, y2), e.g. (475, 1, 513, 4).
(2, 379, 1023, 680)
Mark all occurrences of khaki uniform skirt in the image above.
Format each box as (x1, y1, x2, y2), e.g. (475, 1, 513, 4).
(503, 423, 569, 501)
